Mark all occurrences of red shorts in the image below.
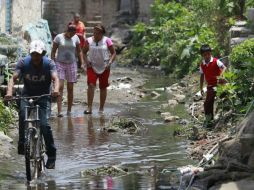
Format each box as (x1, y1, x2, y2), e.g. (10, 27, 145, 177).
(87, 67, 110, 89)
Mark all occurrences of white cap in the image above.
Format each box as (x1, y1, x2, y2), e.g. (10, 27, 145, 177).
(29, 40, 46, 54)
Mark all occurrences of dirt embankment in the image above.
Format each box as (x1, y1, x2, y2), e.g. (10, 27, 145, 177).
(163, 73, 254, 190)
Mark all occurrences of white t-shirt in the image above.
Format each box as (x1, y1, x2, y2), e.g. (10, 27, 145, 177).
(54, 33, 80, 64)
(87, 36, 113, 74)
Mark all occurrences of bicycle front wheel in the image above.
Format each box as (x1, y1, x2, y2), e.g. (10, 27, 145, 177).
(25, 124, 37, 182)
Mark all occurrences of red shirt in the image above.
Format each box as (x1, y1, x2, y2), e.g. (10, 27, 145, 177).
(200, 57, 223, 87)
(70, 21, 86, 48)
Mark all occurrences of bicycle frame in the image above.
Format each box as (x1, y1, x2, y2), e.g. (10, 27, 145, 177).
(24, 99, 46, 180)
(16, 94, 50, 182)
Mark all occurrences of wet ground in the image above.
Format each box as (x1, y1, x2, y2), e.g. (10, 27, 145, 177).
(0, 67, 192, 189)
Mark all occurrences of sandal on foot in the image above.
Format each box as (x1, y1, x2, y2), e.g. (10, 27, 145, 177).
(84, 110, 92, 114)
(57, 113, 63, 117)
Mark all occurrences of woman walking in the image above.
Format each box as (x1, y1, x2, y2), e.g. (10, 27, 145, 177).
(82, 24, 116, 114)
(51, 24, 84, 117)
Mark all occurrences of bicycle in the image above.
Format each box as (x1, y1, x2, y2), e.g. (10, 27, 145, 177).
(8, 94, 51, 182)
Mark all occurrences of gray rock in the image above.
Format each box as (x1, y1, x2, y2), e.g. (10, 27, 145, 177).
(161, 112, 171, 119)
(0, 54, 8, 66)
(0, 131, 13, 143)
(168, 99, 178, 107)
(173, 94, 186, 103)
(230, 37, 249, 46)
(161, 103, 169, 109)
(229, 26, 251, 38)
(151, 91, 160, 98)
(164, 116, 180, 122)
(234, 21, 248, 27)
(247, 8, 254, 27)
(24, 19, 52, 55)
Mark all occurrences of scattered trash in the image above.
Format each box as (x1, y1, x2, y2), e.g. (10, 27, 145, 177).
(80, 165, 128, 177)
(103, 116, 146, 134)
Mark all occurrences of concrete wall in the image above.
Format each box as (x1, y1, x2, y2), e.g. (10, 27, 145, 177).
(138, 0, 154, 22)
(0, 0, 7, 33)
(102, 0, 119, 28)
(0, 0, 42, 36)
(12, 0, 42, 36)
(85, 0, 102, 21)
(43, 0, 82, 34)
(43, 0, 155, 34)
(0, 0, 155, 35)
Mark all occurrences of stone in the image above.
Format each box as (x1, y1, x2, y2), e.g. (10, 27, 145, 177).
(164, 116, 180, 122)
(151, 91, 160, 99)
(229, 26, 251, 38)
(24, 19, 52, 55)
(161, 112, 171, 118)
(116, 76, 133, 83)
(234, 21, 248, 27)
(0, 131, 13, 143)
(247, 151, 254, 169)
(173, 94, 186, 103)
(165, 87, 173, 94)
(0, 54, 8, 85)
(161, 103, 169, 109)
(168, 99, 178, 107)
(189, 111, 254, 189)
(247, 8, 254, 27)
(179, 119, 189, 125)
(230, 37, 248, 46)
(209, 180, 254, 190)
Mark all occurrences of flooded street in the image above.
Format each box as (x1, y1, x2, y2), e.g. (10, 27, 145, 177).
(0, 68, 192, 189)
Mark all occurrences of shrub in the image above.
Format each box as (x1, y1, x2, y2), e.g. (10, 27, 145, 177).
(217, 39, 254, 114)
(0, 99, 14, 133)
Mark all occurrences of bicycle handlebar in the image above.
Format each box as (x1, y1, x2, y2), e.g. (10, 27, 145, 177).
(6, 94, 52, 101)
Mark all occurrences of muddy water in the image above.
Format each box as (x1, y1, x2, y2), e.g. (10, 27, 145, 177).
(0, 72, 192, 190)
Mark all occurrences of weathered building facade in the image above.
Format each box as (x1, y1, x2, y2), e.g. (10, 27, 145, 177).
(0, 0, 154, 38)
(0, 0, 42, 36)
(43, 0, 154, 34)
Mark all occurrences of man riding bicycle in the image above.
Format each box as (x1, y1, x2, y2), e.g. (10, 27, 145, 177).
(5, 40, 59, 169)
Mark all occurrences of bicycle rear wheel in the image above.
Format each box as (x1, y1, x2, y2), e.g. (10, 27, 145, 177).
(25, 124, 37, 182)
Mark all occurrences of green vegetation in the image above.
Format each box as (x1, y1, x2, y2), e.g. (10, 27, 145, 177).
(125, 0, 253, 75)
(125, 0, 254, 117)
(217, 39, 254, 115)
(0, 36, 14, 46)
(0, 99, 15, 133)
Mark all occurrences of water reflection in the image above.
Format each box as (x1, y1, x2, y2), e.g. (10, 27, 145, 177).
(56, 116, 75, 145)
(87, 115, 96, 146)
(84, 176, 113, 190)
(0, 102, 191, 190)
(86, 115, 109, 146)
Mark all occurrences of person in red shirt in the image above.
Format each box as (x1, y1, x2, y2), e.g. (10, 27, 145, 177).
(199, 44, 227, 128)
(69, 13, 86, 69)
(70, 13, 86, 47)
